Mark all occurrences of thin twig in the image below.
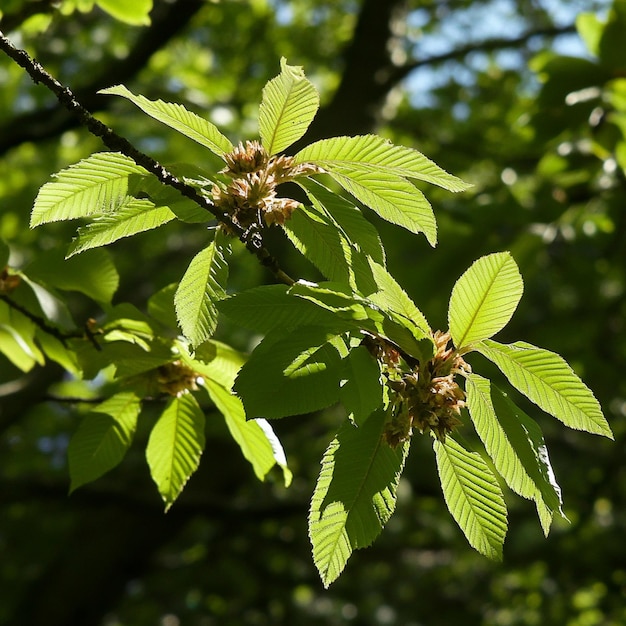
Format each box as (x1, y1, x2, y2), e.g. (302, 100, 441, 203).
(0, 293, 83, 345)
(0, 30, 294, 285)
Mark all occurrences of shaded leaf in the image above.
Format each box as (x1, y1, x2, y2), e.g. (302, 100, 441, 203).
(434, 436, 508, 560)
(24, 248, 119, 304)
(259, 57, 320, 154)
(297, 177, 385, 266)
(476, 339, 613, 438)
(449, 252, 523, 350)
(339, 346, 384, 426)
(234, 326, 345, 419)
(146, 393, 206, 510)
(309, 410, 410, 587)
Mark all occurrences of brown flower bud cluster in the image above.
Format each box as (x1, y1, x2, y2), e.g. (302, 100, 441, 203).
(157, 360, 201, 397)
(0, 267, 21, 294)
(212, 140, 320, 230)
(382, 331, 471, 447)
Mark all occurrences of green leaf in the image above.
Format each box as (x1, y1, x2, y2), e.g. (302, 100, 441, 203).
(258, 57, 320, 155)
(476, 339, 613, 439)
(295, 134, 471, 192)
(205, 379, 291, 486)
(218, 284, 350, 334)
(0, 324, 40, 371)
(367, 260, 431, 335)
(146, 393, 206, 511)
(449, 252, 523, 350)
(489, 383, 565, 526)
(465, 374, 564, 526)
(283, 204, 377, 295)
(25, 248, 119, 304)
(35, 330, 81, 377)
(100, 85, 233, 156)
(339, 346, 384, 426)
(67, 200, 175, 257)
(576, 12, 603, 57)
(147, 283, 178, 329)
(309, 410, 410, 587)
(31, 152, 148, 227)
(234, 326, 345, 419)
(180, 339, 246, 390)
(434, 436, 508, 560)
(296, 177, 386, 266)
(95, 0, 152, 25)
(68, 392, 141, 492)
(174, 232, 230, 346)
(320, 167, 437, 246)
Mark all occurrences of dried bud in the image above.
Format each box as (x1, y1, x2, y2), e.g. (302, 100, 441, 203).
(157, 360, 200, 397)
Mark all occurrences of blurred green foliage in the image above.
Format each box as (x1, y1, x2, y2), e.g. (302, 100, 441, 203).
(0, 0, 625, 624)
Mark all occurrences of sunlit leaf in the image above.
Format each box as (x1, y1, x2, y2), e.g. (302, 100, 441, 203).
(31, 152, 148, 227)
(100, 85, 233, 156)
(68, 392, 141, 492)
(146, 393, 206, 510)
(339, 346, 384, 426)
(295, 134, 471, 192)
(449, 252, 523, 350)
(259, 57, 320, 154)
(321, 166, 437, 246)
(434, 436, 507, 560)
(95, 0, 152, 25)
(476, 339, 613, 439)
(67, 200, 175, 257)
(175, 232, 230, 346)
(205, 379, 291, 486)
(309, 410, 409, 587)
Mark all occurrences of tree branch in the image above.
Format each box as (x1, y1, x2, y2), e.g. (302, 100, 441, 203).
(0, 30, 293, 284)
(389, 24, 579, 85)
(0, 0, 206, 154)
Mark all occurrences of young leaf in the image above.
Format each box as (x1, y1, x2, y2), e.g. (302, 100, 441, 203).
(320, 166, 437, 246)
(367, 260, 431, 335)
(465, 374, 564, 524)
(35, 330, 81, 377)
(449, 252, 523, 350)
(67, 200, 175, 257)
(258, 57, 320, 155)
(0, 324, 41, 372)
(100, 85, 233, 156)
(294, 134, 471, 192)
(309, 409, 410, 588)
(175, 232, 230, 347)
(339, 346, 384, 426)
(146, 392, 206, 511)
(24, 248, 119, 304)
(297, 177, 386, 266)
(489, 383, 565, 526)
(476, 339, 613, 439)
(68, 392, 141, 492)
(233, 326, 345, 419)
(434, 436, 508, 560)
(205, 379, 292, 486)
(31, 152, 148, 227)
